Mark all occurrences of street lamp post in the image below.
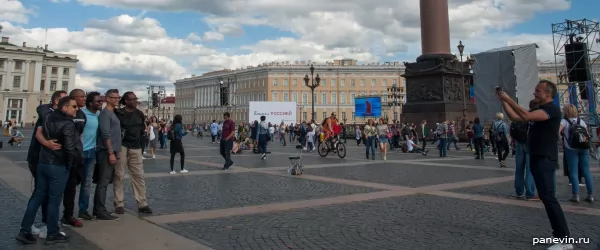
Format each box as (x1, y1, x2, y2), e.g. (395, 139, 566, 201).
(303, 64, 321, 123)
(193, 106, 200, 125)
(457, 40, 467, 120)
(456, 41, 475, 133)
(387, 83, 402, 124)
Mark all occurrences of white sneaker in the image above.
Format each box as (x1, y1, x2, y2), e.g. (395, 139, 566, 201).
(38, 226, 47, 238)
(548, 243, 574, 250)
(31, 225, 41, 235)
(180, 169, 188, 173)
(152, 154, 156, 159)
(169, 171, 176, 174)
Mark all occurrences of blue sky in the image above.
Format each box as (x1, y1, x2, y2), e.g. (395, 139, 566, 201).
(20, 0, 596, 54)
(1, 0, 594, 96)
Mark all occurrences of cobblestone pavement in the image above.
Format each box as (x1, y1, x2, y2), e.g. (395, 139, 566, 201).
(0, 179, 101, 250)
(163, 195, 600, 250)
(1, 130, 599, 249)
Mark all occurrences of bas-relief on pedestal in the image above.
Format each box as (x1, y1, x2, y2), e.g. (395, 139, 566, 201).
(402, 57, 477, 124)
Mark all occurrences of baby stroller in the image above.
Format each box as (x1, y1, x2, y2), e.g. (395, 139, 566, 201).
(288, 145, 304, 175)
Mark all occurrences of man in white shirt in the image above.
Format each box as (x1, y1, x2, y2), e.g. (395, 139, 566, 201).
(407, 136, 427, 155)
(268, 125, 275, 142)
(306, 129, 315, 152)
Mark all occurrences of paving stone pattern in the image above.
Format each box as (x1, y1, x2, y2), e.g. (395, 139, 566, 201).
(450, 176, 600, 209)
(0, 180, 101, 250)
(194, 153, 350, 168)
(427, 158, 517, 168)
(305, 163, 512, 187)
(143, 159, 215, 173)
(163, 194, 600, 250)
(118, 172, 381, 215)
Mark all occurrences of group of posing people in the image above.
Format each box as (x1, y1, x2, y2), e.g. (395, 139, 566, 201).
(13, 89, 186, 245)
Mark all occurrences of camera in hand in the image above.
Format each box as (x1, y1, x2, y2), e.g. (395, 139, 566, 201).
(495, 86, 502, 92)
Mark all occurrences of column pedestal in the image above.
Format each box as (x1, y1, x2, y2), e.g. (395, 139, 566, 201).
(401, 56, 477, 127)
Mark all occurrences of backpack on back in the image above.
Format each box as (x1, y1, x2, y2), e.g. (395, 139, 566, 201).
(435, 124, 443, 135)
(509, 122, 528, 143)
(167, 125, 179, 141)
(491, 122, 505, 142)
(566, 118, 590, 149)
(402, 126, 411, 135)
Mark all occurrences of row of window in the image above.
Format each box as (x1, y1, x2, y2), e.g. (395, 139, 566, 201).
(0, 75, 68, 91)
(271, 92, 406, 104)
(0, 60, 69, 75)
(42, 66, 69, 76)
(188, 110, 400, 124)
(232, 77, 406, 89)
(272, 78, 405, 88)
(179, 90, 408, 108)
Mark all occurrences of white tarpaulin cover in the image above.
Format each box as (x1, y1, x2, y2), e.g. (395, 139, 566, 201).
(472, 44, 539, 122)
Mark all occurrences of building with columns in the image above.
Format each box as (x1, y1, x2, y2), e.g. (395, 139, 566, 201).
(174, 59, 407, 125)
(0, 36, 78, 126)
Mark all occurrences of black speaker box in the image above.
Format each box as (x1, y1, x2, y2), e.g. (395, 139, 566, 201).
(565, 43, 591, 99)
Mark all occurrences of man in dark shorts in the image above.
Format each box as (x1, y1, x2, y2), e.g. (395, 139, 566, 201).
(497, 80, 572, 250)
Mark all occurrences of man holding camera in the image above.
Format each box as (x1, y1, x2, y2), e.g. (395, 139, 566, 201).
(496, 81, 572, 250)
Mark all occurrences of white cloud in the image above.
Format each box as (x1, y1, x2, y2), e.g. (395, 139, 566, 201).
(186, 31, 224, 42)
(50, 0, 70, 3)
(3, 0, 575, 98)
(0, 11, 220, 98)
(86, 14, 167, 38)
(0, 0, 31, 23)
(202, 31, 224, 41)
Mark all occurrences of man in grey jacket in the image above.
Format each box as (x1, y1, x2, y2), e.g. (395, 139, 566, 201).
(92, 89, 121, 220)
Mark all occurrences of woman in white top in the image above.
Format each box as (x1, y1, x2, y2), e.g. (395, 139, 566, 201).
(376, 118, 390, 161)
(559, 104, 594, 203)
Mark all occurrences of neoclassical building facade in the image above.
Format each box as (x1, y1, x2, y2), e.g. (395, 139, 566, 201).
(0, 37, 78, 126)
(174, 59, 407, 125)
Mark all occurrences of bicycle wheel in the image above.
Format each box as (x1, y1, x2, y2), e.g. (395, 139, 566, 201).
(336, 142, 346, 158)
(317, 140, 329, 157)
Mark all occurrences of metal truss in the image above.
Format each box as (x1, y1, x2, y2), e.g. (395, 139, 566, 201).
(552, 18, 600, 125)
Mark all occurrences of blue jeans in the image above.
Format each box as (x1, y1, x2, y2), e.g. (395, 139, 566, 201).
(365, 136, 376, 159)
(564, 147, 594, 194)
(21, 163, 69, 236)
(514, 142, 536, 198)
(78, 149, 96, 214)
(439, 138, 448, 157)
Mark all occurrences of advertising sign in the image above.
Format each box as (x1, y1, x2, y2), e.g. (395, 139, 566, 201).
(249, 101, 297, 125)
(354, 96, 382, 117)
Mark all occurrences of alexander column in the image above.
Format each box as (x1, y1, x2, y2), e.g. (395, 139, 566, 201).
(401, 0, 477, 125)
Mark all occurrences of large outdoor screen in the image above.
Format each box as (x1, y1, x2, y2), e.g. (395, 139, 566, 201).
(354, 96, 382, 117)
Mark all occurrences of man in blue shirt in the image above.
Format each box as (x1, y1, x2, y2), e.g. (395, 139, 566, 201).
(210, 120, 218, 143)
(77, 91, 102, 220)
